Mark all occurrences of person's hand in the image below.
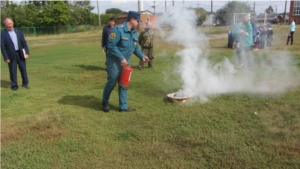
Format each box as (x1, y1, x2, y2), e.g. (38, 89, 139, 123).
(121, 58, 127, 66)
(25, 54, 29, 59)
(143, 56, 149, 63)
(5, 59, 10, 63)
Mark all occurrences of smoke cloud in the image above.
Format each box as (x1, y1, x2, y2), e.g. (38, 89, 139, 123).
(156, 6, 300, 102)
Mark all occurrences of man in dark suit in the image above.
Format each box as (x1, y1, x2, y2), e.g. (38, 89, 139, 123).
(1, 18, 30, 91)
(101, 17, 115, 53)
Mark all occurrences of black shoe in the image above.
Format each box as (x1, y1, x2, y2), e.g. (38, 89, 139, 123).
(12, 88, 18, 91)
(22, 86, 30, 89)
(119, 108, 136, 112)
(102, 104, 110, 112)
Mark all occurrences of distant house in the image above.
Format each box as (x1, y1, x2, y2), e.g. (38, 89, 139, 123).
(277, 14, 289, 23)
(255, 13, 278, 24)
(289, 0, 300, 23)
(116, 10, 157, 30)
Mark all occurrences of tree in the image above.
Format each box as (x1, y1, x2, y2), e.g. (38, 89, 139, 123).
(265, 5, 274, 13)
(0, 1, 19, 26)
(68, 1, 95, 25)
(195, 8, 208, 26)
(36, 1, 70, 26)
(105, 8, 123, 15)
(214, 1, 252, 26)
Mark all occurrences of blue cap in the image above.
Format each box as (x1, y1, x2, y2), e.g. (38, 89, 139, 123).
(128, 11, 142, 22)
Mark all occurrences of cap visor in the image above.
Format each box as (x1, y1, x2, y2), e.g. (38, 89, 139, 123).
(138, 19, 143, 22)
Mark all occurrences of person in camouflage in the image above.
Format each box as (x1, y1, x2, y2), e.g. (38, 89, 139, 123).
(138, 23, 154, 70)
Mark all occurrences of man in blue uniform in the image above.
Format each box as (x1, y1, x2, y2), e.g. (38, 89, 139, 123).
(102, 11, 149, 112)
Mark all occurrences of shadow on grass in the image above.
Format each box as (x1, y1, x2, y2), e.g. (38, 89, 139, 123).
(58, 95, 119, 112)
(1, 80, 10, 88)
(75, 64, 106, 71)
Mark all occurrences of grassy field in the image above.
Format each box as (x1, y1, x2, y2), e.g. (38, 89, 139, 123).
(1, 25, 300, 168)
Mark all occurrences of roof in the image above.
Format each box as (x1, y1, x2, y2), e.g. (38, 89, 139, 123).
(139, 10, 154, 15)
(117, 10, 155, 19)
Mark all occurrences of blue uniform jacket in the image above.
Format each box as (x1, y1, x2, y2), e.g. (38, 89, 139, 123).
(106, 22, 144, 65)
(1, 29, 29, 61)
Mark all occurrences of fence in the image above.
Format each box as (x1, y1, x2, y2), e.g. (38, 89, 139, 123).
(0, 25, 101, 36)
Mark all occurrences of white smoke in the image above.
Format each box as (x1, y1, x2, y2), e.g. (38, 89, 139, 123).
(156, 6, 300, 102)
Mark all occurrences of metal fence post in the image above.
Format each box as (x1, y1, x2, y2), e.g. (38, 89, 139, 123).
(33, 27, 37, 37)
(68, 25, 71, 33)
(54, 26, 57, 34)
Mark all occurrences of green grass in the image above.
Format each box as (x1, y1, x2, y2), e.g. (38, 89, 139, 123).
(1, 26, 300, 168)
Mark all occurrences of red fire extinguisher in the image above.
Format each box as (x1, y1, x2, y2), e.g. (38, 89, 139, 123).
(119, 65, 133, 87)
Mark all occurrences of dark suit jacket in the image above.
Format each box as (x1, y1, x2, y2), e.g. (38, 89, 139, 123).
(1, 29, 29, 61)
(102, 25, 113, 49)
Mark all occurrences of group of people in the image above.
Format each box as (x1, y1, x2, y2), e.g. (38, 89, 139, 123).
(2, 13, 295, 113)
(1, 11, 154, 113)
(230, 16, 296, 70)
(253, 24, 274, 50)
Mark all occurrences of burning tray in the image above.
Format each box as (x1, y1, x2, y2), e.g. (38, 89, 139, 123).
(167, 91, 189, 103)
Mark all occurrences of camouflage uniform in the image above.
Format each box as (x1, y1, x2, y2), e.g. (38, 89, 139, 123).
(138, 29, 154, 69)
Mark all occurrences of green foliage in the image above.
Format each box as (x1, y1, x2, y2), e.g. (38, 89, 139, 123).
(100, 14, 117, 26)
(105, 8, 123, 15)
(68, 1, 95, 25)
(214, 1, 252, 26)
(195, 8, 208, 26)
(36, 1, 70, 26)
(0, 2, 19, 26)
(0, 0, 96, 27)
(265, 5, 274, 13)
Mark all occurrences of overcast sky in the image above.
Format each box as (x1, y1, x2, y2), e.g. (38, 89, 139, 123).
(91, 0, 290, 14)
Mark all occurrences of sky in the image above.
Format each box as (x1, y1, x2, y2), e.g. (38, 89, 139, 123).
(91, 0, 291, 14)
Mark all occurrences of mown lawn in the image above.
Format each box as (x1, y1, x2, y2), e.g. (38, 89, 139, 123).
(1, 25, 300, 168)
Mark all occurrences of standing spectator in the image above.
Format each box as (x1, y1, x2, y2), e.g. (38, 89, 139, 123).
(266, 26, 273, 47)
(253, 32, 260, 50)
(138, 23, 154, 70)
(286, 18, 296, 45)
(259, 26, 267, 49)
(232, 19, 244, 49)
(251, 18, 258, 49)
(102, 17, 115, 52)
(236, 14, 253, 70)
(101, 11, 149, 112)
(1, 18, 30, 91)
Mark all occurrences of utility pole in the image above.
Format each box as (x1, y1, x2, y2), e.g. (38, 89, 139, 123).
(172, 0, 174, 7)
(154, 1, 155, 14)
(197, 1, 200, 9)
(165, 0, 166, 13)
(97, 0, 101, 27)
(211, 0, 213, 14)
(183, 0, 184, 7)
(253, 1, 255, 13)
(283, 0, 287, 23)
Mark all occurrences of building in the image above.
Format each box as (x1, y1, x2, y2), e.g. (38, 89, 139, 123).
(116, 10, 157, 30)
(277, 14, 289, 23)
(289, 0, 300, 23)
(255, 13, 278, 24)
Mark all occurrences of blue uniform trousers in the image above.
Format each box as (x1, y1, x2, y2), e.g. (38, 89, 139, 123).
(8, 51, 28, 89)
(102, 62, 128, 110)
